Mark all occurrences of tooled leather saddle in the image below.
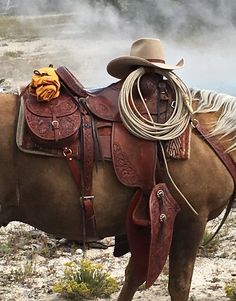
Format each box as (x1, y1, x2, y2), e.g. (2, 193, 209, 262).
(20, 66, 186, 288)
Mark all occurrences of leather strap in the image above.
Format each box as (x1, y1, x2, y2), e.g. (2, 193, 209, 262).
(63, 113, 98, 240)
(81, 114, 98, 240)
(81, 114, 94, 196)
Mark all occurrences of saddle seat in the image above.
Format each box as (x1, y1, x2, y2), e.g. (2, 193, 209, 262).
(86, 80, 160, 122)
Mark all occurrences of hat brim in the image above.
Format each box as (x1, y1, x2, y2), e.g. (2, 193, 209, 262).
(107, 56, 184, 79)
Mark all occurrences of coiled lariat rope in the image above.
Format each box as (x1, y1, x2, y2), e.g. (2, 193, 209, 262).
(118, 67, 198, 216)
(118, 67, 193, 141)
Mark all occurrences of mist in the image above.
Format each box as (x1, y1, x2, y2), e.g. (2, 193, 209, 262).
(0, 0, 236, 94)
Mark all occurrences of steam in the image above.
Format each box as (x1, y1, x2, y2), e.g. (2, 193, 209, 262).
(1, 0, 235, 94)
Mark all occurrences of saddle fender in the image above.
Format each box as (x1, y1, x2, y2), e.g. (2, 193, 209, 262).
(127, 183, 181, 288)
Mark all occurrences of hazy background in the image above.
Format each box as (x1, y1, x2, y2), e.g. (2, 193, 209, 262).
(0, 0, 235, 93)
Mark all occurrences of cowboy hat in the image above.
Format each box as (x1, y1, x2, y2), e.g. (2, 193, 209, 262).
(107, 38, 184, 79)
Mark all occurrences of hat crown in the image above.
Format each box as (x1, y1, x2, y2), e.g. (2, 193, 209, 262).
(130, 38, 165, 62)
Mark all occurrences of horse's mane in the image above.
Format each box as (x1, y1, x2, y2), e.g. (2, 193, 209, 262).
(191, 89, 236, 153)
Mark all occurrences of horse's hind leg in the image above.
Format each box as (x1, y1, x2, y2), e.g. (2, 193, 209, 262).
(168, 216, 207, 301)
(117, 255, 145, 301)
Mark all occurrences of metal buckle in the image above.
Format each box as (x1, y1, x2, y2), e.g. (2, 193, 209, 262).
(80, 195, 95, 201)
(157, 189, 164, 199)
(51, 120, 59, 128)
(63, 147, 72, 157)
(171, 101, 176, 108)
(83, 123, 91, 128)
(190, 118, 199, 128)
(160, 213, 167, 223)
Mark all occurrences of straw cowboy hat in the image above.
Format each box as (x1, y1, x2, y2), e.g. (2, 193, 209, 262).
(107, 38, 184, 79)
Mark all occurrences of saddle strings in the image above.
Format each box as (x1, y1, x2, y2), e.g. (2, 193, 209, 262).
(118, 67, 193, 141)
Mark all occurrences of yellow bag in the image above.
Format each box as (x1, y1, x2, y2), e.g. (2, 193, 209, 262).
(29, 66, 61, 101)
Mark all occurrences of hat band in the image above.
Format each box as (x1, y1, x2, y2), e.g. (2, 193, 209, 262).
(147, 58, 165, 63)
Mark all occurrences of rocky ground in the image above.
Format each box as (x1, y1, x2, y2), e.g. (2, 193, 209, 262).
(0, 210, 235, 301)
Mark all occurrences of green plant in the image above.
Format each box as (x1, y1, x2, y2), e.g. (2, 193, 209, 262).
(0, 226, 31, 257)
(10, 260, 37, 283)
(53, 259, 119, 299)
(0, 242, 11, 255)
(225, 278, 236, 301)
(138, 283, 146, 291)
(199, 230, 220, 256)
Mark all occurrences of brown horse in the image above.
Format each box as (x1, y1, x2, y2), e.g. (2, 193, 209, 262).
(0, 88, 235, 301)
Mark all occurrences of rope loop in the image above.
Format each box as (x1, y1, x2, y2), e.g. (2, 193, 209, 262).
(118, 67, 193, 141)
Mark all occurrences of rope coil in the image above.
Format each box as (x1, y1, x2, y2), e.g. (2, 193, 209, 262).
(118, 67, 193, 141)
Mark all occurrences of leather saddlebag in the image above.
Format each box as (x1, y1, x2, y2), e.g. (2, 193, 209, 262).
(24, 90, 81, 148)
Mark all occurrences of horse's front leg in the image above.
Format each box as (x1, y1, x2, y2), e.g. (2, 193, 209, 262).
(168, 215, 207, 301)
(117, 255, 145, 301)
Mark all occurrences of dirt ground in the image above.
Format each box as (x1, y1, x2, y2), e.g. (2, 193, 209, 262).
(0, 13, 236, 301)
(0, 211, 235, 301)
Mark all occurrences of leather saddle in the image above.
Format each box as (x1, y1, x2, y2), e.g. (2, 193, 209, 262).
(21, 66, 189, 159)
(20, 66, 183, 288)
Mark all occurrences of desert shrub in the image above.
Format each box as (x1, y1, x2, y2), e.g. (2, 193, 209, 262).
(53, 259, 119, 299)
(10, 260, 38, 283)
(225, 278, 236, 301)
(199, 230, 220, 256)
